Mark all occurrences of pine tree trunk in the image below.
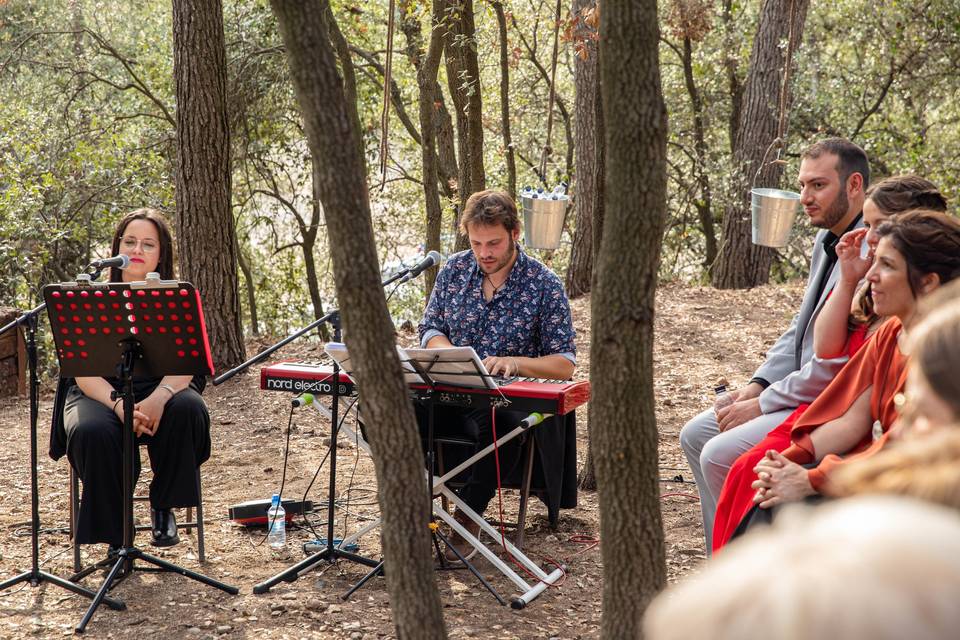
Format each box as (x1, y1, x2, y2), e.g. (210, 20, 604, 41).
(172, 0, 245, 370)
(565, 0, 602, 299)
(409, 0, 447, 299)
(443, 0, 485, 253)
(711, 0, 810, 289)
(269, 2, 447, 637)
(492, 1, 516, 200)
(595, 0, 667, 636)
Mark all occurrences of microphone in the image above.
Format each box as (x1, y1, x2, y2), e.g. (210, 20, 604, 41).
(292, 393, 315, 408)
(88, 255, 131, 271)
(399, 251, 441, 283)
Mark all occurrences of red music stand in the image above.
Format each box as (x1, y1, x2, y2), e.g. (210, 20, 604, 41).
(43, 278, 238, 634)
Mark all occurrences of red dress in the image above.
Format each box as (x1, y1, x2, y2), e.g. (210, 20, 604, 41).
(711, 323, 871, 552)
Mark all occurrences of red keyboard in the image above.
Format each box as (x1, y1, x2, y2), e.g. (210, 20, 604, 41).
(260, 361, 589, 415)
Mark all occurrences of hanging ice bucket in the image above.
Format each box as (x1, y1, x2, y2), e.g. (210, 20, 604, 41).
(521, 194, 568, 250)
(751, 188, 800, 248)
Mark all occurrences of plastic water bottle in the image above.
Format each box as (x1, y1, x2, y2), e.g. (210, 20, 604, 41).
(714, 381, 734, 412)
(267, 494, 286, 550)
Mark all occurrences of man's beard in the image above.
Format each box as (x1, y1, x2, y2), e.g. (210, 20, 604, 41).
(814, 187, 849, 229)
(480, 241, 516, 276)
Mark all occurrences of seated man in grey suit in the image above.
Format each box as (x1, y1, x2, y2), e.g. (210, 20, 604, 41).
(680, 137, 869, 552)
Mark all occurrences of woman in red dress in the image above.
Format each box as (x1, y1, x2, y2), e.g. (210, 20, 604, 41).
(713, 207, 960, 551)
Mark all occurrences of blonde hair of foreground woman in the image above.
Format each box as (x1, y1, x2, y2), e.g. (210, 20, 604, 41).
(643, 496, 960, 640)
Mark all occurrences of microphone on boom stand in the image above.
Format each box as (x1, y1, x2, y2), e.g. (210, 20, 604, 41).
(398, 251, 441, 283)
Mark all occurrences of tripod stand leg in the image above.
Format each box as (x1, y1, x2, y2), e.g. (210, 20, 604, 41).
(342, 560, 384, 600)
(76, 555, 128, 634)
(135, 550, 239, 594)
(433, 529, 506, 606)
(253, 550, 329, 594)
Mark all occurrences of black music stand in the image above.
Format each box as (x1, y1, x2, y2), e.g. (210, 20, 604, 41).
(42, 279, 239, 634)
(251, 313, 379, 595)
(0, 303, 125, 612)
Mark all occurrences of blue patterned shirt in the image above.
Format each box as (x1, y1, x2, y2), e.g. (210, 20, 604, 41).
(419, 246, 576, 363)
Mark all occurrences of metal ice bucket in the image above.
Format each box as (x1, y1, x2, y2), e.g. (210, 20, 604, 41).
(521, 195, 568, 250)
(751, 188, 800, 248)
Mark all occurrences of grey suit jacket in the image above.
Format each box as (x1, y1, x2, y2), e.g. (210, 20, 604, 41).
(755, 219, 865, 414)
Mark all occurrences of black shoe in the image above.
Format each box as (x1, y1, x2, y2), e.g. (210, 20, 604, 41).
(150, 508, 180, 547)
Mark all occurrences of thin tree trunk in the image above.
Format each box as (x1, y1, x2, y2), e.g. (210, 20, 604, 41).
(236, 247, 259, 336)
(269, 2, 447, 637)
(492, 1, 516, 199)
(172, 0, 245, 369)
(322, 2, 364, 166)
(722, 0, 742, 154)
(712, 0, 810, 289)
(443, 0, 485, 252)
(565, 0, 601, 300)
(681, 36, 717, 268)
(595, 0, 667, 635)
(402, 0, 450, 298)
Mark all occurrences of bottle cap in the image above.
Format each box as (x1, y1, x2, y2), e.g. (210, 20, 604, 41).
(271, 494, 280, 506)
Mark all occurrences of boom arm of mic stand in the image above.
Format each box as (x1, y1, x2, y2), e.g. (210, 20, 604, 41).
(213, 269, 418, 386)
(0, 303, 45, 337)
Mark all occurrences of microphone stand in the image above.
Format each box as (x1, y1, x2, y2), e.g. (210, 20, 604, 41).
(0, 282, 125, 611)
(213, 265, 428, 593)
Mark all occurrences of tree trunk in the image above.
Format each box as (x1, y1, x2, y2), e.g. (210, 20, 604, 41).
(492, 1, 516, 200)
(172, 0, 245, 370)
(404, 0, 449, 299)
(269, 2, 447, 638)
(321, 2, 364, 166)
(443, 0, 485, 252)
(565, 0, 602, 299)
(595, 0, 667, 636)
(681, 36, 717, 269)
(711, 0, 810, 289)
(236, 247, 259, 336)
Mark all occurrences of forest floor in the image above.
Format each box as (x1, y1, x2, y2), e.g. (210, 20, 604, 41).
(0, 280, 804, 639)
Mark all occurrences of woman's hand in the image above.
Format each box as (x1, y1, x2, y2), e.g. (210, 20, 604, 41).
(751, 450, 816, 508)
(114, 401, 152, 437)
(836, 228, 872, 286)
(132, 390, 170, 437)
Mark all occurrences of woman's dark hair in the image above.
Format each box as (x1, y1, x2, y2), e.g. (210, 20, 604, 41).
(874, 210, 960, 298)
(109, 208, 175, 281)
(853, 176, 949, 324)
(865, 175, 947, 215)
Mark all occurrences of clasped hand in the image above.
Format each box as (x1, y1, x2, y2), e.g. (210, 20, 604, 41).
(116, 392, 167, 437)
(750, 450, 815, 508)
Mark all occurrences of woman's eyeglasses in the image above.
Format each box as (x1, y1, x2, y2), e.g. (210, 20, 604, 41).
(120, 237, 159, 254)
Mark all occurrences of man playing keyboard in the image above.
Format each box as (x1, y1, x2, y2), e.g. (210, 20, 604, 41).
(418, 189, 577, 561)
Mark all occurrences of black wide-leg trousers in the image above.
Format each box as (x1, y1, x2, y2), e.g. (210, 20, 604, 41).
(63, 384, 211, 546)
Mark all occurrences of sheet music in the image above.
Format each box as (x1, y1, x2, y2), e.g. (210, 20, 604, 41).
(324, 343, 496, 390)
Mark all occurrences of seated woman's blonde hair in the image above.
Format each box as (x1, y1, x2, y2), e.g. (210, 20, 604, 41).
(643, 496, 960, 640)
(830, 428, 960, 509)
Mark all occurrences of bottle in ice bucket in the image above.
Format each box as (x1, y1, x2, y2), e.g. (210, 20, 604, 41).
(267, 494, 286, 550)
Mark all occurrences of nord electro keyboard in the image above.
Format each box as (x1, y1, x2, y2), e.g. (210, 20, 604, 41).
(259, 361, 590, 415)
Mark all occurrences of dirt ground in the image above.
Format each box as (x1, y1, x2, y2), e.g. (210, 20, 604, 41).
(0, 281, 803, 639)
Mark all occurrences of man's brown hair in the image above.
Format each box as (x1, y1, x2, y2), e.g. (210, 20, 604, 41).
(801, 137, 870, 189)
(458, 189, 520, 235)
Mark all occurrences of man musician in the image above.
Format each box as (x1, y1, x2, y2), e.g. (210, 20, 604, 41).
(418, 189, 577, 561)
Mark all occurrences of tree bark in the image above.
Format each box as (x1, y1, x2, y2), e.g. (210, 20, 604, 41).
(711, 0, 810, 289)
(402, 0, 450, 298)
(172, 0, 245, 370)
(681, 36, 717, 269)
(443, 0, 486, 252)
(236, 247, 259, 336)
(269, 2, 447, 638)
(565, 0, 602, 300)
(492, 1, 516, 199)
(595, 0, 667, 636)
